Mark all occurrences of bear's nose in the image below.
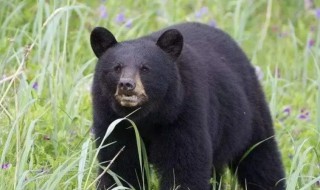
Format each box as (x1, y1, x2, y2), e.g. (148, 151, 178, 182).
(118, 78, 136, 91)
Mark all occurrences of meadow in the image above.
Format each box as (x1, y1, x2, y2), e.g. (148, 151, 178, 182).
(0, 0, 319, 189)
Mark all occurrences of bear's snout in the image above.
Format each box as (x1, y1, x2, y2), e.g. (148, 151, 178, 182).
(118, 78, 136, 92)
(114, 74, 148, 107)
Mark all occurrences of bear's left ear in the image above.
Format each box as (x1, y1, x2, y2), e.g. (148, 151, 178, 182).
(90, 27, 117, 58)
(156, 29, 183, 60)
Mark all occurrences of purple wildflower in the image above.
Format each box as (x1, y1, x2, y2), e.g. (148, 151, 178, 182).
(32, 82, 38, 90)
(195, 7, 208, 18)
(125, 19, 133, 28)
(208, 20, 216, 27)
(315, 8, 320, 19)
(308, 39, 315, 47)
(1, 163, 11, 170)
(278, 105, 291, 121)
(115, 13, 126, 24)
(298, 114, 309, 120)
(298, 109, 310, 121)
(98, 5, 108, 19)
(283, 106, 291, 116)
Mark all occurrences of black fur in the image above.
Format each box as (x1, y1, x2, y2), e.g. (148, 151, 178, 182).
(90, 22, 286, 190)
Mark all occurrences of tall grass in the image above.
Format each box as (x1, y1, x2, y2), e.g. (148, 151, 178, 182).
(0, 0, 319, 189)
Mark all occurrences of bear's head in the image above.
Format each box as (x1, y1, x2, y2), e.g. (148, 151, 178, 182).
(90, 27, 183, 116)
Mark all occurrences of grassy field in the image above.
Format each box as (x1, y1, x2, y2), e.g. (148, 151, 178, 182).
(0, 0, 320, 189)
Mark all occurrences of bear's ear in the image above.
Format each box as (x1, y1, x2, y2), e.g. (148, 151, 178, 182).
(156, 29, 183, 60)
(90, 27, 117, 58)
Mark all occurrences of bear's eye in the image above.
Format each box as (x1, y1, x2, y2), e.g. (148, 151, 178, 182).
(140, 65, 150, 73)
(114, 64, 122, 73)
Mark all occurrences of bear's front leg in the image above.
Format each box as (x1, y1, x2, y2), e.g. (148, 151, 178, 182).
(149, 126, 213, 190)
(95, 126, 144, 190)
(97, 145, 142, 190)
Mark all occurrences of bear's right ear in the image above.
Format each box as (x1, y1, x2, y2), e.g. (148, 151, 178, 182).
(90, 27, 117, 58)
(156, 29, 183, 60)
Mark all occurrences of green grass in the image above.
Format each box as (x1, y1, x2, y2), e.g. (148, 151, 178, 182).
(0, 0, 319, 189)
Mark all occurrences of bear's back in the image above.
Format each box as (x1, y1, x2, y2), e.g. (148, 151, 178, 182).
(147, 22, 256, 87)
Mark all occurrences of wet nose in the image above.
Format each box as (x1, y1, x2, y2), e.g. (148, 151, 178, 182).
(118, 78, 136, 91)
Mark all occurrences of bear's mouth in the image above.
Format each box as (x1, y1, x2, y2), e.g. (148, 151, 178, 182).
(114, 93, 148, 107)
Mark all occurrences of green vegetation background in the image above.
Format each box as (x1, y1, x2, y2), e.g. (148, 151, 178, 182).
(0, 0, 319, 189)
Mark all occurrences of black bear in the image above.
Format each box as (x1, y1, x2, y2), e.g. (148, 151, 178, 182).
(90, 22, 286, 190)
